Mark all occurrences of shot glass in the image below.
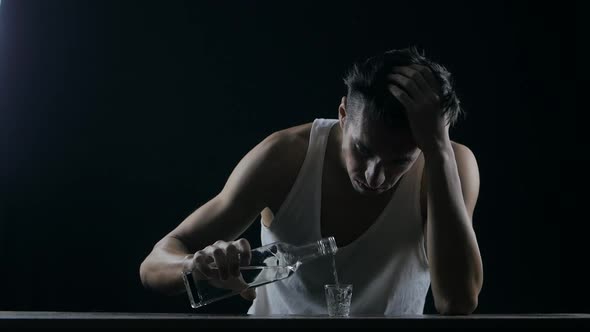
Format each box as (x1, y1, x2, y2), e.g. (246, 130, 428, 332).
(324, 284, 353, 317)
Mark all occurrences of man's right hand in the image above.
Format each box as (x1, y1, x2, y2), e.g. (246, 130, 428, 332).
(184, 238, 256, 300)
(140, 129, 304, 297)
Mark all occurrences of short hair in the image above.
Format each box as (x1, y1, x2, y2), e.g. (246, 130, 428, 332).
(343, 46, 463, 130)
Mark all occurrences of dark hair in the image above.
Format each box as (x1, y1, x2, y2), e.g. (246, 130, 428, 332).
(343, 46, 463, 129)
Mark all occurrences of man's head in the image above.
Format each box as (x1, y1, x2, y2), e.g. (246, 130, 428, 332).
(338, 47, 462, 195)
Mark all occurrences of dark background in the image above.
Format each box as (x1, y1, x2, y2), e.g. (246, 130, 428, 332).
(0, 0, 587, 314)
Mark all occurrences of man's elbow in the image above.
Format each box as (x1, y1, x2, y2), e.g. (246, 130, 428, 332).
(435, 295, 478, 315)
(139, 258, 152, 290)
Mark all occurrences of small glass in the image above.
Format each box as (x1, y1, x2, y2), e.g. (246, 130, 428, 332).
(324, 284, 353, 317)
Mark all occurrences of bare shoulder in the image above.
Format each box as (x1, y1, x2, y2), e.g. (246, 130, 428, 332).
(450, 142, 480, 182)
(259, 122, 312, 167)
(219, 122, 313, 210)
(231, 123, 312, 184)
(254, 122, 313, 215)
(451, 142, 477, 164)
(270, 122, 312, 145)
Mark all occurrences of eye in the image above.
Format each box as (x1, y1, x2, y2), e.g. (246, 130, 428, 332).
(355, 144, 369, 156)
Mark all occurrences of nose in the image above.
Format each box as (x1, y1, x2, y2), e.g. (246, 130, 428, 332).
(364, 160, 385, 189)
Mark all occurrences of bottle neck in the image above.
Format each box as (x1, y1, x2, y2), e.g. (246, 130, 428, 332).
(295, 237, 338, 263)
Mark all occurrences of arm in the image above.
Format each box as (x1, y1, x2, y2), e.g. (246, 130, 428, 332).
(388, 64, 483, 315)
(424, 143, 482, 315)
(139, 132, 294, 295)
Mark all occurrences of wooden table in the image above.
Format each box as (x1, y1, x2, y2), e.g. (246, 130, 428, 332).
(1, 311, 589, 328)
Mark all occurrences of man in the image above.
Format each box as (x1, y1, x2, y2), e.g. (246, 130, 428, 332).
(139, 47, 483, 315)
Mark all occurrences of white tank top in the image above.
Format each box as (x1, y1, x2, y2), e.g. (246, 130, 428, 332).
(247, 118, 430, 315)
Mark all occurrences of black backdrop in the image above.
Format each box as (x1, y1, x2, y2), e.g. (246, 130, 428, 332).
(0, 0, 588, 314)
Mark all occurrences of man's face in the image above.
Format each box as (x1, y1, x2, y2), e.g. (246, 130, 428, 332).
(339, 97, 420, 195)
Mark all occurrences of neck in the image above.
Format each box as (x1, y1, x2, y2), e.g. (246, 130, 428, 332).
(328, 124, 350, 183)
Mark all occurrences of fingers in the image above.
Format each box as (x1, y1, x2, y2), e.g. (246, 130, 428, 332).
(408, 64, 441, 95)
(389, 65, 442, 108)
(233, 238, 252, 267)
(240, 288, 257, 301)
(187, 239, 252, 284)
(225, 243, 240, 278)
(387, 73, 423, 100)
(188, 239, 251, 282)
(210, 245, 229, 280)
(388, 84, 412, 110)
(190, 250, 215, 279)
(390, 66, 431, 95)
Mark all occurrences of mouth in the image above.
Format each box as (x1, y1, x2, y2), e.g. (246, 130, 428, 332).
(353, 179, 387, 193)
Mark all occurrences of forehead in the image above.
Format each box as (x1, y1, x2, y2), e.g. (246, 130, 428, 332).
(348, 111, 417, 156)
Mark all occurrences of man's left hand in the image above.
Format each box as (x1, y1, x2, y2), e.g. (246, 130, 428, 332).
(387, 64, 450, 154)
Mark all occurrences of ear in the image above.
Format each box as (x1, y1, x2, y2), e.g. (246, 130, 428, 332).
(338, 96, 347, 129)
